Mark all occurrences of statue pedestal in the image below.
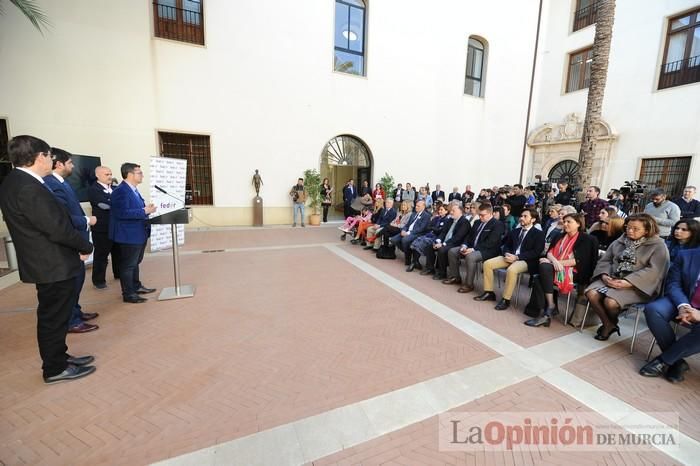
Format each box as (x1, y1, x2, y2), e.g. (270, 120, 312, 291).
(253, 196, 263, 226)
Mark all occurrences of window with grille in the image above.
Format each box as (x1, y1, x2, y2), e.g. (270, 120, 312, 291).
(566, 46, 593, 92)
(659, 7, 700, 89)
(0, 119, 10, 187)
(334, 0, 366, 76)
(158, 132, 213, 205)
(639, 156, 692, 198)
(573, 0, 598, 32)
(465, 37, 487, 97)
(153, 0, 204, 45)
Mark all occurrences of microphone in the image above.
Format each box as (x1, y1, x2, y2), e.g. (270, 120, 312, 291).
(154, 185, 186, 206)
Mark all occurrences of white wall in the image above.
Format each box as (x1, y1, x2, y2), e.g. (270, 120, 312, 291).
(1, 0, 540, 223)
(530, 0, 700, 193)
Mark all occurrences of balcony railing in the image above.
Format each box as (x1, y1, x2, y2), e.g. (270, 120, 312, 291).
(153, 2, 204, 45)
(573, 2, 598, 31)
(659, 55, 700, 89)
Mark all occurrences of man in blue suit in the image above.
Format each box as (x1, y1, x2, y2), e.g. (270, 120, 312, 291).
(343, 179, 357, 218)
(44, 148, 99, 333)
(389, 199, 430, 270)
(110, 163, 157, 303)
(641, 248, 700, 383)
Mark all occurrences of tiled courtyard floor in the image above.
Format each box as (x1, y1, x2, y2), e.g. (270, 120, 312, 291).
(0, 225, 698, 465)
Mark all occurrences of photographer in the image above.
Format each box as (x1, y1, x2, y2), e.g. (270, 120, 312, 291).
(554, 182, 573, 206)
(290, 177, 307, 227)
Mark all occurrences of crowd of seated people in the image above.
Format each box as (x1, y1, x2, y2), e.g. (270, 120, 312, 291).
(339, 181, 700, 384)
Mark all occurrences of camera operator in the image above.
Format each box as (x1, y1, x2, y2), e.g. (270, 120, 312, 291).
(554, 182, 573, 206)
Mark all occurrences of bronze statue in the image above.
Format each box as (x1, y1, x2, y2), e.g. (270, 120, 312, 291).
(252, 169, 263, 196)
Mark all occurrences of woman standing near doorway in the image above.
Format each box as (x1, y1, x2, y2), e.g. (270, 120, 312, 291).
(321, 178, 333, 223)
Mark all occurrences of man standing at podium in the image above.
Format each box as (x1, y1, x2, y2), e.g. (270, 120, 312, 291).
(110, 163, 157, 303)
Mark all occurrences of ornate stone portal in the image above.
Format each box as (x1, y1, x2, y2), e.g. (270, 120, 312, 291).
(527, 113, 617, 187)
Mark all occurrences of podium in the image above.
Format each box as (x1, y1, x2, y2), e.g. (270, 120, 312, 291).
(149, 208, 195, 301)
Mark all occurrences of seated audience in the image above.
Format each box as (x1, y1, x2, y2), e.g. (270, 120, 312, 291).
(423, 203, 472, 279)
(543, 204, 561, 234)
(585, 213, 670, 340)
(390, 199, 430, 268)
(376, 201, 411, 249)
(352, 199, 384, 245)
(543, 205, 578, 253)
(443, 203, 505, 293)
(640, 248, 700, 383)
(525, 213, 598, 328)
(502, 203, 517, 232)
(476, 208, 545, 310)
(588, 206, 619, 233)
(339, 205, 372, 234)
(590, 216, 625, 251)
(666, 219, 700, 262)
(408, 203, 451, 272)
(364, 198, 397, 250)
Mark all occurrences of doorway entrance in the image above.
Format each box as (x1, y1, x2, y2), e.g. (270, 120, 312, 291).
(320, 135, 373, 219)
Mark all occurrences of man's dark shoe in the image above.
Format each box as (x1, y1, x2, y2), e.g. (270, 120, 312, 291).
(639, 358, 669, 378)
(457, 286, 474, 294)
(494, 299, 511, 311)
(136, 286, 156, 294)
(44, 364, 96, 384)
(474, 292, 496, 302)
(350, 239, 360, 245)
(94, 283, 107, 290)
(420, 268, 435, 276)
(67, 355, 95, 366)
(363, 245, 374, 250)
(433, 274, 446, 280)
(406, 264, 416, 272)
(80, 312, 99, 321)
(68, 322, 99, 333)
(665, 359, 690, 383)
(442, 277, 460, 285)
(123, 295, 147, 304)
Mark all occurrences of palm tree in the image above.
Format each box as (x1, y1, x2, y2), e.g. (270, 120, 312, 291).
(0, 0, 50, 33)
(576, 0, 615, 200)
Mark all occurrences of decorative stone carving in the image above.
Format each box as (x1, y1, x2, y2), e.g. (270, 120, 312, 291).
(527, 113, 615, 146)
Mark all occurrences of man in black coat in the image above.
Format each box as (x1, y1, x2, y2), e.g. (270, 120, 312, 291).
(444, 203, 505, 293)
(475, 208, 545, 310)
(0, 135, 96, 384)
(88, 166, 120, 289)
(422, 203, 471, 279)
(343, 179, 357, 218)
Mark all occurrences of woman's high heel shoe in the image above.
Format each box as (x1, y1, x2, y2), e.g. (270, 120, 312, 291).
(594, 325, 620, 341)
(524, 308, 555, 328)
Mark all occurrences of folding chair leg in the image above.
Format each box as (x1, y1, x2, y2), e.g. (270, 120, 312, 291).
(564, 292, 572, 325)
(646, 337, 656, 361)
(579, 302, 590, 332)
(630, 306, 643, 355)
(514, 274, 522, 309)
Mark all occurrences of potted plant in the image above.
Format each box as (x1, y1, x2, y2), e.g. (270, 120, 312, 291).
(379, 172, 395, 201)
(303, 168, 323, 226)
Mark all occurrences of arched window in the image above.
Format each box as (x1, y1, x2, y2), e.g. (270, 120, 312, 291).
(465, 37, 487, 97)
(334, 0, 366, 76)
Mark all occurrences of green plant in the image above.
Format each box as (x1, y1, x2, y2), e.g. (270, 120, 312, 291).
(1, 0, 51, 33)
(379, 172, 395, 200)
(303, 168, 322, 214)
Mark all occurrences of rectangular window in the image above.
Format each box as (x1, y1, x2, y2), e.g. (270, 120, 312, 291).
(639, 156, 692, 198)
(566, 46, 593, 92)
(153, 0, 204, 45)
(158, 132, 213, 205)
(573, 0, 598, 32)
(334, 0, 366, 76)
(659, 8, 700, 89)
(0, 119, 10, 187)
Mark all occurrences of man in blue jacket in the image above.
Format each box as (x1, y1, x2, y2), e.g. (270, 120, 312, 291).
(641, 248, 700, 383)
(44, 148, 99, 333)
(389, 199, 430, 270)
(110, 163, 157, 303)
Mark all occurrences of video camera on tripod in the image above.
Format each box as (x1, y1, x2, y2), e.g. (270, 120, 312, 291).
(618, 180, 648, 214)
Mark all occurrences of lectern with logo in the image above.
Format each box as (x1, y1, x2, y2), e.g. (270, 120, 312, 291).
(149, 208, 195, 300)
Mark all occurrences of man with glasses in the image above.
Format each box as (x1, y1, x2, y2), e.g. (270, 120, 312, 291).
(671, 186, 700, 220)
(110, 163, 157, 303)
(0, 136, 96, 383)
(644, 188, 681, 239)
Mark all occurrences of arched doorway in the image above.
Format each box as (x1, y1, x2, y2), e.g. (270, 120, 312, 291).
(548, 160, 580, 185)
(320, 135, 373, 218)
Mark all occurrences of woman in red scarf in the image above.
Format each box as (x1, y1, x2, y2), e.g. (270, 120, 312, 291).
(525, 213, 599, 327)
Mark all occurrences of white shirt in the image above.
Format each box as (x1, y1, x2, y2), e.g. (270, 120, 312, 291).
(16, 167, 46, 184)
(52, 172, 90, 230)
(515, 225, 532, 256)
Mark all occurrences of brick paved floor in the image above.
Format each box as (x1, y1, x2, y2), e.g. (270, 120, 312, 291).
(1, 226, 697, 465)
